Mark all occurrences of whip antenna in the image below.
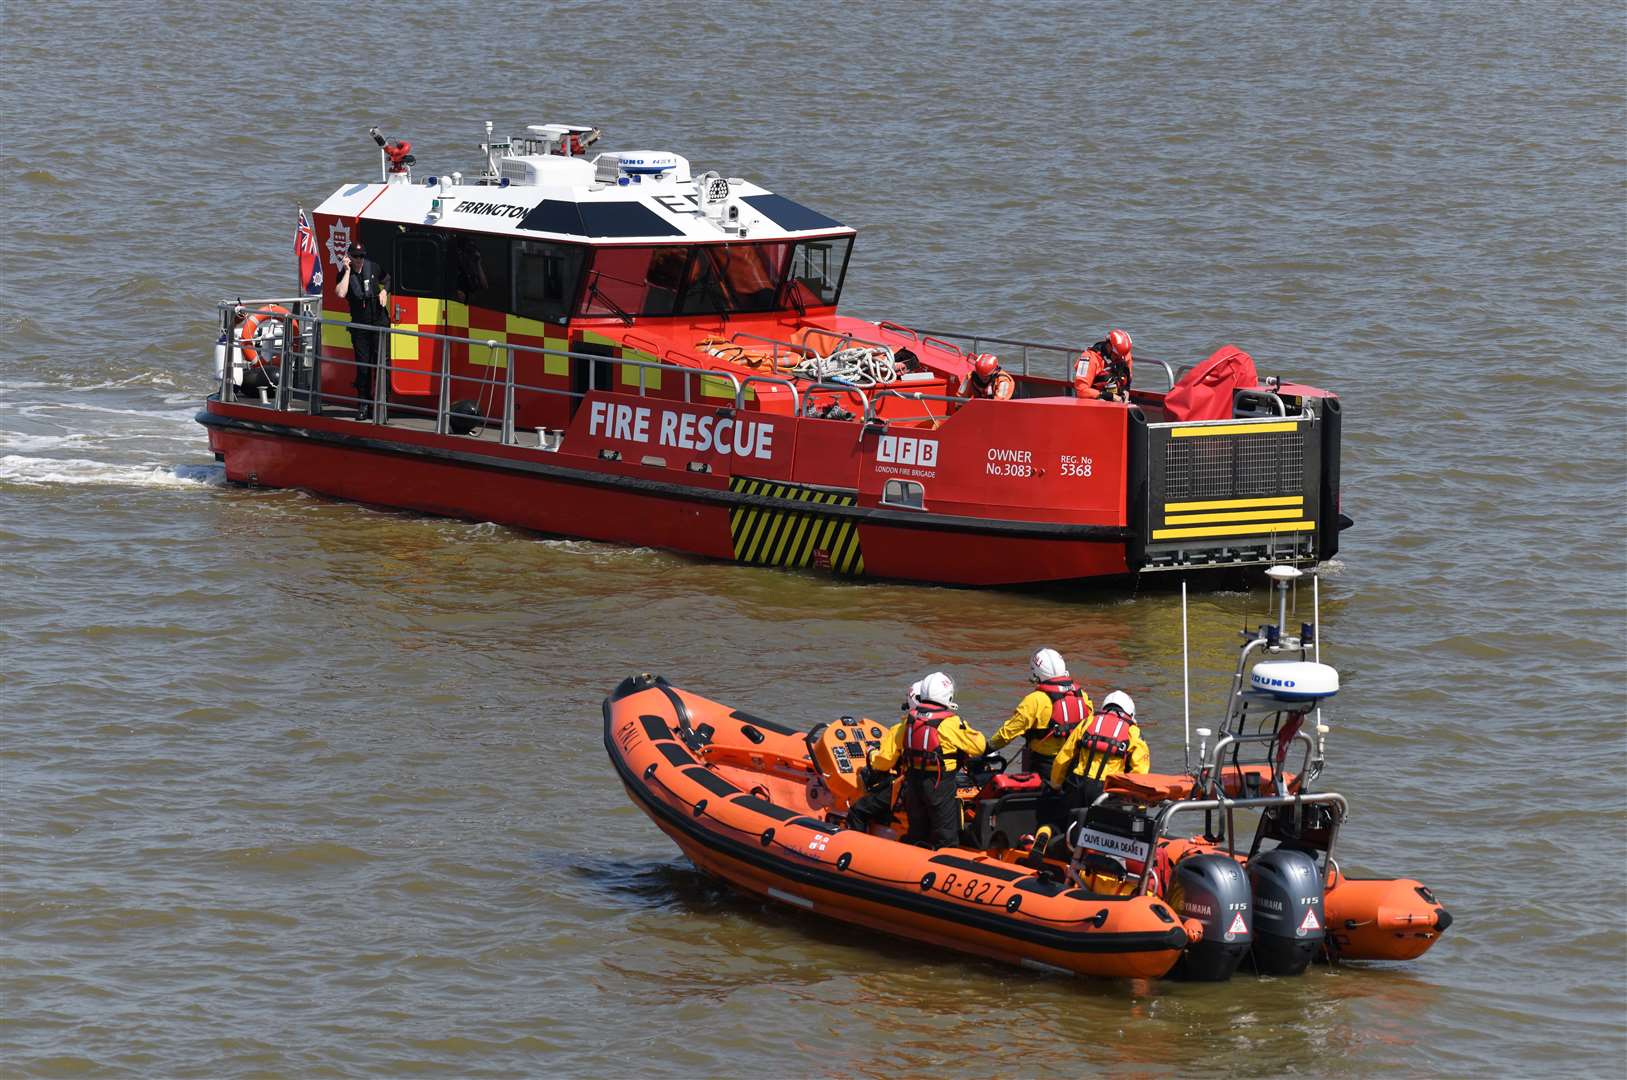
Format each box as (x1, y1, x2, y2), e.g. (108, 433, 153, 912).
(1182, 578, 1191, 773)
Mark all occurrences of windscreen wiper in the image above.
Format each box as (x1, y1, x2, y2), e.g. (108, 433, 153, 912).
(589, 277, 634, 325)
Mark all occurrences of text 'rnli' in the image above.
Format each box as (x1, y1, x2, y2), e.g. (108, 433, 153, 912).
(588, 401, 774, 461)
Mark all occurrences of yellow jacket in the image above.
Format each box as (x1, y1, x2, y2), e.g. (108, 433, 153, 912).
(1051, 717, 1150, 787)
(869, 713, 988, 772)
(988, 687, 1095, 759)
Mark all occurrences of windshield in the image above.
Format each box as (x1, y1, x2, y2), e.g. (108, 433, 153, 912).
(579, 243, 793, 318)
(785, 235, 851, 309)
(575, 237, 852, 318)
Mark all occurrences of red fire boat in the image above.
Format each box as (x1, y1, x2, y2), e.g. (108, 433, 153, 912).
(200, 122, 1347, 586)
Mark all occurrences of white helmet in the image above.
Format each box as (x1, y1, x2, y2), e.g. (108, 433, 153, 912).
(1030, 648, 1068, 682)
(917, 671, 957, 710)
(1100, 690, 1136, 718)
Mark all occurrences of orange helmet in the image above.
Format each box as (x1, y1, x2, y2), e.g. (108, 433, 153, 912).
(1106, 329, 1133, 362)
(972, 353, 1001, 379)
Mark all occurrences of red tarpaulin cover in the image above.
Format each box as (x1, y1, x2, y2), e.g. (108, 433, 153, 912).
(1163, 345, 1258, 422)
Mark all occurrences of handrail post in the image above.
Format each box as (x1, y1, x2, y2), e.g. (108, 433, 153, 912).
(300, 301, 317, 410)
(309, 313, 325, 417)
(502, 343, 516, 444)
(373, 326, 388, 423)
(275, 313, 292, 412)
(219, 303, 232, 401)
(437, 336, 452, 435)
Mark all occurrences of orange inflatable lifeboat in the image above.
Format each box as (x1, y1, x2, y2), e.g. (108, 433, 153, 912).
(604, 674, 1195, 980)
(604, 565, 1450, 982)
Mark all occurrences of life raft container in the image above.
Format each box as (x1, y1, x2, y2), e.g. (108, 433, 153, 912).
(604, 674, 1196, 980)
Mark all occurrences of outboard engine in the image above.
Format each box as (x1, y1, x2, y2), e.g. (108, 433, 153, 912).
(1248, 847, 1326, 975)
(1167, 853, 1252, 981)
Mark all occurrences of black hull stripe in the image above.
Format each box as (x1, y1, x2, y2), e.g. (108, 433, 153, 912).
(602, 699, 1187, 959)
(199, 407, 1133, 543)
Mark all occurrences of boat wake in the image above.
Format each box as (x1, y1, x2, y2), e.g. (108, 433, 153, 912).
(0, 454, 223, 489)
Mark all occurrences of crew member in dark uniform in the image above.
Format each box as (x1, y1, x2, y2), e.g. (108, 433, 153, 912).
(335, 241, 391, 420)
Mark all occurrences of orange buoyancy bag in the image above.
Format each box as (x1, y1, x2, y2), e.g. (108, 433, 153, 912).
(1038, 678, 1090, 741)
(1163, 345, 1258, 422)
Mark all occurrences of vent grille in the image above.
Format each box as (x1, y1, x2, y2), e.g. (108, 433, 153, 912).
(1165, 430, 1304, 501)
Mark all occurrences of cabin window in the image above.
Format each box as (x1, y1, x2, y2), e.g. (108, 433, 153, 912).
(579, 243, 795, 318)
(785, 235, 852, 308)
(449, 232, 511, 313)
(394, 232, 445, 297)
(881, 479, 925, 510)
(580, 246, 674, 318)
(678, 243, 791, 315)
(513, 241, 585, 324)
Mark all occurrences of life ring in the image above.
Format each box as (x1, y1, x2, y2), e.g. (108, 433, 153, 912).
(235, 304, 293, 368)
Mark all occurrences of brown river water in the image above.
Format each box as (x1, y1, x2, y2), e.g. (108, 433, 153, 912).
(3, 2, 1624, 1076)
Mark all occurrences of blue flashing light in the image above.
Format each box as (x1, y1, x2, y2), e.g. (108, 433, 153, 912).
(425, 176, 438, 186)
(498, 177, 510, 188)
(617, 177, 630, 186)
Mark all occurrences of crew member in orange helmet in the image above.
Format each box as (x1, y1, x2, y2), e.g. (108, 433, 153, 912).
(1072, 328, 1134, 401)
(959, 353, 1016, 400)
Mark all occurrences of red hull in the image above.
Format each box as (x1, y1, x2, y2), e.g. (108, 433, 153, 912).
(202, 399, 1131, 586)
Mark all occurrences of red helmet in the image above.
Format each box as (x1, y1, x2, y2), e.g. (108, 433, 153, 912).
(972, 353, 1001, 379)
(1106, 329, 1133, 362)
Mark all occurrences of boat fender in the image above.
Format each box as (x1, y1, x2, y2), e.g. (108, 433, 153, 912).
(449, 399, 483, 435)
(1248, 848, 1326, 976)
(1168, 853, 1253, 982)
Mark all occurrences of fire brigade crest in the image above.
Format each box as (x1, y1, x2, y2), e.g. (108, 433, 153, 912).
(325, 221, 351, 270)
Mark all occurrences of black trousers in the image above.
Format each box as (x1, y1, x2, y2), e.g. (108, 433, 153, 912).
(902, 770, 962, 849)
(1019, 747, 1056, 780)
(845, 785, 895, 834)
(348, 322, 388, 410)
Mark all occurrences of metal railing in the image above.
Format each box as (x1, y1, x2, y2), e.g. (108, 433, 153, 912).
(216, 298, 788, 448)
(867, 387, 962, 427)
(880, 321, 1178, 390)
(217, 300, 1294, 455)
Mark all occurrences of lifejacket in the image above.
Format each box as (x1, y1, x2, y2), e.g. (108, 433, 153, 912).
(1073, 346, 1132, 401)
(1077, 708, 1134, 769)
(962, 369, 1015, 400)
(1036, 678, 1090, 743)
(902, 702, 958, 773)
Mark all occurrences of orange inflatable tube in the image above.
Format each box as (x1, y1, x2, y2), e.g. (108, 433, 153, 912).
(1323, 872, 1452, 962)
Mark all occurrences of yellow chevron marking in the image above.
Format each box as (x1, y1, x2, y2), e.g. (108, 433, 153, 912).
(727, 481, 860, 572)
(1152, 521, 1317, 540)
(1164, 508, 1307, 525)
(1171, 421, 1301, 437)
(1164, 496, 1304, 512)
